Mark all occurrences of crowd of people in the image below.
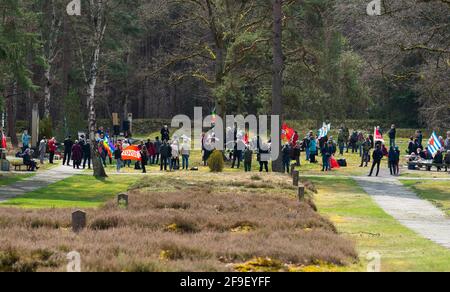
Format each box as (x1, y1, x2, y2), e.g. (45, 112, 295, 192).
(12, 123, 450, 175)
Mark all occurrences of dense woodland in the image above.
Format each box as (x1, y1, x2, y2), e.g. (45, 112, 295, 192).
(1, 0, 449, 143)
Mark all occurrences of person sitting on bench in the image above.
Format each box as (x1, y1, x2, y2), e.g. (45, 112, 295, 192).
(23, 149, 39, 172)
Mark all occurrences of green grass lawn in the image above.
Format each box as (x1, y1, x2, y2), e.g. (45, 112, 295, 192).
(402, 180, 450, 217)
(0, 173, 34, 186)
(309, 176, 450, 272)
(0, 174, 141, 209)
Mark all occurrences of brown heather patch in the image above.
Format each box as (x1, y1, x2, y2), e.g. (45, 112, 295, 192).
(0, 175, 357, 271)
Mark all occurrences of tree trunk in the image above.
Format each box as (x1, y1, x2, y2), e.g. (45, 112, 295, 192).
(88, 45, 107, 178)
(271, 0, 284, 173)
(44, 68, 51, 118)
(6, 84, 18, 147)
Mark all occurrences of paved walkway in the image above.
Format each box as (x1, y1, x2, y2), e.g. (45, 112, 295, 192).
(354, 175, 450, 249)
(0, 165, 80, 202)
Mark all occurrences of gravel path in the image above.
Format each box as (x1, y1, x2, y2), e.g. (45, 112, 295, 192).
(0, 165, 80, 202)
(354, 175, 450, 249)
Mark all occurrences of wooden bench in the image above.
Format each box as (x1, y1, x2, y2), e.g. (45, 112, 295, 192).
(408, 161, 449, 172)
(10, 160, 28, 171)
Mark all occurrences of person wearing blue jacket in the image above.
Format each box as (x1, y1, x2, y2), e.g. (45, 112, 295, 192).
(309, 136, 317, 163)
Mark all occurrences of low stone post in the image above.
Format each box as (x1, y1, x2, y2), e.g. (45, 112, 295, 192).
(72, 210, 86, 232)
(293, 170, 299, 186)
(298, 184, 306, 201)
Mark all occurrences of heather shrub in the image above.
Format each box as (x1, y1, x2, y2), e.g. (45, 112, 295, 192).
(207, 150, 224, 172)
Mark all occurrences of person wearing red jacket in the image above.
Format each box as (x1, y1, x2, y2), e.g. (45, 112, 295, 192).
(48, 137, 57, 164)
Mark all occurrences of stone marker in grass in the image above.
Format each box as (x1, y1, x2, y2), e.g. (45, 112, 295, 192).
(72, 210, 86, 232)
(118, 193, 129, 207)
(293, 170, 299, 186)
(291, 164, 296, 177)
(298, 184, 305, 201)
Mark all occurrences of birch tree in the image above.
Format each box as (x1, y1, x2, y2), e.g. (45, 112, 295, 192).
(71, 0, 110, 178)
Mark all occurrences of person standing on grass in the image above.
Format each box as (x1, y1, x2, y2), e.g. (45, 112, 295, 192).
(114, 141, 122, 173)
(321, 141, 332, 172)
(82, 139, 91, 169)
(395, 146, 401, 175)
(140, 145, 148, 173)
(171, 140, 180, 171)
(39, 137, 47, 164)
(121, 139, 130, 168)
(160, 140, 171, 171)
(48, 137, 57, 164)
(369, 144, 383, 177)
(154, 137, 161, 165)
(244, 145, 253, 172)
(282, 142, 291, 174)
(388, 146, 397, 176)
(180, 139, 190, 170)
(360, 137, 372, 167)
(388, 124, 397, 148)
(71, 140, 83, 169)
(63, 136, 74, 166)
(257, 137, 269, 173)
(303, 133, 311, 161)
(309, 135, 317, 163)
(161, 125, 170, 142)
(293, 140, 301, 166)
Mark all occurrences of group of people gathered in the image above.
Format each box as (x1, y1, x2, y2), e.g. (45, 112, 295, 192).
(408, 131, 450, 172)
(100, 125, 191, 173)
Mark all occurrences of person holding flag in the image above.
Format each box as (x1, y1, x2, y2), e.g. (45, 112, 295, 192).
(427, 131, 443, 158)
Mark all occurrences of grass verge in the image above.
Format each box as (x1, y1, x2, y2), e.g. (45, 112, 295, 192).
(309, 176, 450, 272)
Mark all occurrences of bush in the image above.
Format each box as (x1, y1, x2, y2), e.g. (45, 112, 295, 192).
(207, 150, 224, 172)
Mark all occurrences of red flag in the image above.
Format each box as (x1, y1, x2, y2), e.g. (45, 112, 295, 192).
(244, 131, 249, 145)
(282, 123, 294, 143)
(1, 133, 6, 149)
(121, 145, 142, 161)
(374, 127, 384, 143)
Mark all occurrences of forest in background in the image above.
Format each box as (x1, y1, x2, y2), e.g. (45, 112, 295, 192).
(1, 0, 449, 144)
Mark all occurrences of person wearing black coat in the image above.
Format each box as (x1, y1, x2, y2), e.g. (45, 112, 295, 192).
(160, 141, 171, 171)
(433, 150, 444, 171)
(388, 125, 396, 148)
(369, 145, 384, 177)
(82, 140, 92, 169)
(63, 136, 74, 166)
(140, 145, 148, 173)
(161, 125, 170, 142)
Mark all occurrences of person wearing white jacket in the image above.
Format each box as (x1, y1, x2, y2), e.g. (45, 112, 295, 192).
(170, 140, 180, 171)
(181, 139, 191, 170)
